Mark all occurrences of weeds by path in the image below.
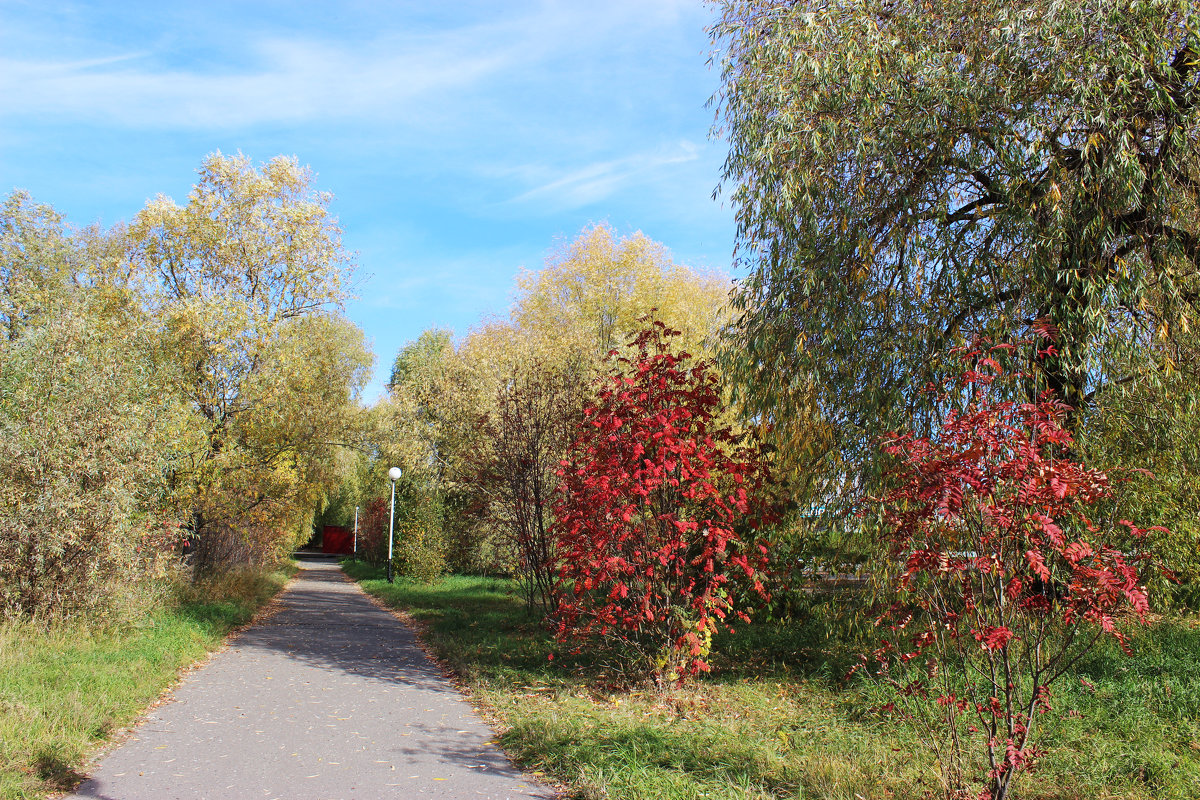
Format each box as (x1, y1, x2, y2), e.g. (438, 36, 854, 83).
(345, 561, 1200, 800)
(0, 564, 295, 800)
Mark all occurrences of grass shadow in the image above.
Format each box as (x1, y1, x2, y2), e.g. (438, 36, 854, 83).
(35, 745, 87, 791)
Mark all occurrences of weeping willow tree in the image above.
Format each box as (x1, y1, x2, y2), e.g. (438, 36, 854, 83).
(711, 0, 1200, 515)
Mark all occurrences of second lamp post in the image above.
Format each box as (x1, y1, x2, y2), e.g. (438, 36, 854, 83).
(387, 466, 401, 583)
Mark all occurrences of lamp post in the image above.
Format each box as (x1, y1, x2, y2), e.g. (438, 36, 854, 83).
(352, 505, 359, 558)
(387, 467, 401, 583)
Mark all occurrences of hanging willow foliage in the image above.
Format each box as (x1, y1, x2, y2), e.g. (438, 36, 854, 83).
(711, 0, 1200, 509)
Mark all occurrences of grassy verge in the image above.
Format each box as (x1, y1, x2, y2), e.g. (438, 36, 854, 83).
(0, 563, 295, 800)
(343, 560, 1200, 800)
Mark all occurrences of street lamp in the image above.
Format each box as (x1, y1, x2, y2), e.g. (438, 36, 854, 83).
(352, 505, 359, 558)
(387, 467, 401, 583)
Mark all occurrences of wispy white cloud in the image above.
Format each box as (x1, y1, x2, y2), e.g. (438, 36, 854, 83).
(0, 1, 716, 131)
(0, 34, 519, 128)
(505, 141, 701, 210)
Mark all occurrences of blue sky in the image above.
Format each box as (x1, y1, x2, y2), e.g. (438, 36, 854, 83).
(1, 0, 738, 400)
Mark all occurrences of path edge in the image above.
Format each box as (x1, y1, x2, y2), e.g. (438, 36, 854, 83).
(50, 565, 302, 798)
(337, 563, 566, 799)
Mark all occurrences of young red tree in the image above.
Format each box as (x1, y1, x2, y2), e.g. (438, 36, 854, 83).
(552, 320, 776, 684)
(869, 341, 1159, 800)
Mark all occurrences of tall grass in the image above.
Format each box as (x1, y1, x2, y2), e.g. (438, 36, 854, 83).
(345, 560, 1200, 800)
(0, 564, 294, 799)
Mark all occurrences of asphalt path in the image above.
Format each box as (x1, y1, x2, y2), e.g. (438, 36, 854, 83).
(69, 559, 554, 800)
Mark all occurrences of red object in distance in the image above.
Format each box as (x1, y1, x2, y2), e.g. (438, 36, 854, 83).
(322, 525, 353, 555)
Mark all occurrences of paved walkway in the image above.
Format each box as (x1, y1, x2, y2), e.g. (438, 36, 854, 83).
(70, 560, 554, 800)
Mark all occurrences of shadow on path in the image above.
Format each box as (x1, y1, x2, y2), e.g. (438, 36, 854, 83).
(70, 561, 555, 800)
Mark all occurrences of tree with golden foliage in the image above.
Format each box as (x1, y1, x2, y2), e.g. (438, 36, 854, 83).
(513, 223, 731, 365)
(132, 153, 370, 569)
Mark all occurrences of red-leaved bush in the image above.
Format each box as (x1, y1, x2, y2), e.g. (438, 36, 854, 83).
(867, 341, 1160, 800)
(551, 321, 776, 684)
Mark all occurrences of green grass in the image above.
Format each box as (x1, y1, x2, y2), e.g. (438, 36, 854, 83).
(344, 560, 1200, 800)
(0, 564, 295, 799)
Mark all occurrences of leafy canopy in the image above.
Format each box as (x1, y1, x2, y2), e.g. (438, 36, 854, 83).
(514, 222, 731, 363)
(131, 152, 369, 565)
(371, 225, 736, 577)
(711, 0, 1200, 502)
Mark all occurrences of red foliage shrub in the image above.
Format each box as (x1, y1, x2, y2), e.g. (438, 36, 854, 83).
(551, 321, 777, 683)
(355, 497, 391, 567)
(867, 340, 1160, 800)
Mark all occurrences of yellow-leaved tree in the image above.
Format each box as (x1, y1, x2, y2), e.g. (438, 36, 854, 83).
(513, 223, 730, 366)
(132, 153, 371, 570)
(0, 191, 195, 619)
